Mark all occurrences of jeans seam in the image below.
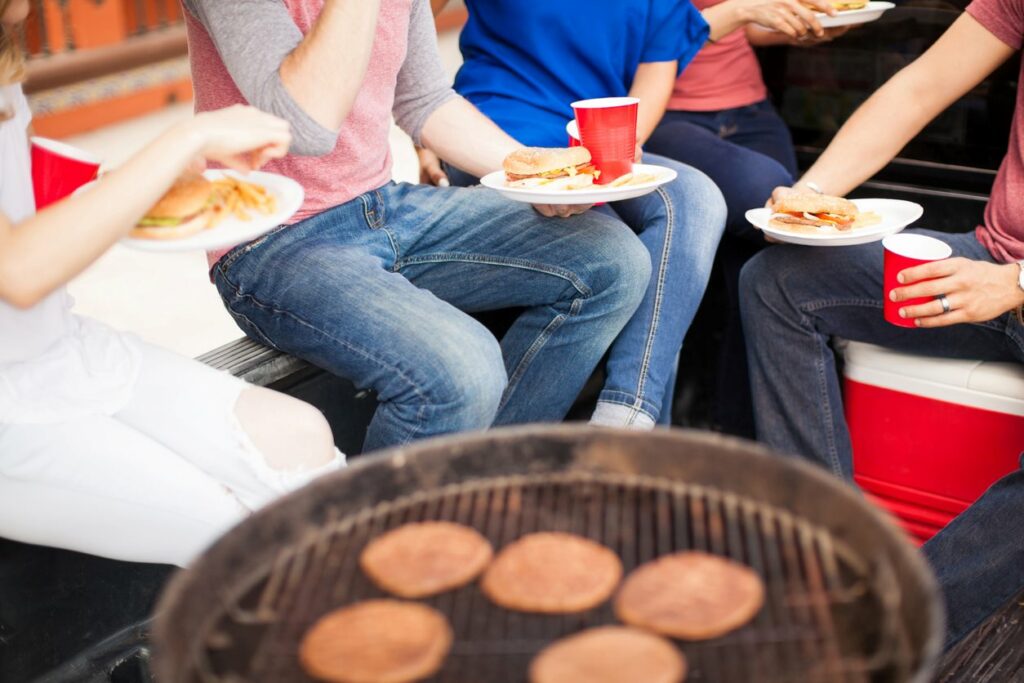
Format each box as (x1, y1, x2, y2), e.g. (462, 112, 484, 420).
(803, 297, 1009, 335)
(217, 223, 292, 272)
(231, 309, 279, 350)
(217, 274, 433, 442)
(360, 191, 386, 230)
(626, 185, 674, 422)
(395, 253, 593, 298)
(794, 298, 858, 477)
(497, 297, 582, 414)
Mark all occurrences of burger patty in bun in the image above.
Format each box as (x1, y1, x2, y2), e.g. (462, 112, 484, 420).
(830, 0, 867, 9)
(503, 147, 599, 190)
(769, 193, 860, 233)
(132, 174, 218, 240)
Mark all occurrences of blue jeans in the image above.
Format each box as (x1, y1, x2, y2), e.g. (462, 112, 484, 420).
(646, 100, 796, 242)
(213, 182, 650, 451)
(647, 100, 798, 436)
(446, 153, 726, 423)
(924, 463, 1024, 648)
(739, 229, 1024, 478)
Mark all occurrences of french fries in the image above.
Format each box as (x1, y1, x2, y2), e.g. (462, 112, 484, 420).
(208, 176, 278, 228)
(588, 171, 661, 190)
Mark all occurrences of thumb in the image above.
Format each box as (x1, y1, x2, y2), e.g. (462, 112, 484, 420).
(430, 168, 450, 187)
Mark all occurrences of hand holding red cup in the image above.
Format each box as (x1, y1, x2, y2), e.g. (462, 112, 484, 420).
(31, 137, 101, 209)
(882, 233, 952, 327)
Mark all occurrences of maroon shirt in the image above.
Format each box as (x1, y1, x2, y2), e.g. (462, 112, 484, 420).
(967, 0, 1024, 262)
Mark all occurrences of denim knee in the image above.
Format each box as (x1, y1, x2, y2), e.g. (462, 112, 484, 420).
(590, 222, 653, 316)
(675, 163, 728, 247)
(739, 249, 779, 324)
(725, 156, 793, 241)
(430, 324, 508, 429)
(739, 247, 806, 330)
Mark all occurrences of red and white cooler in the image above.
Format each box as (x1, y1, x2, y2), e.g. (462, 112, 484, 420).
(842, 341, 1024, 544)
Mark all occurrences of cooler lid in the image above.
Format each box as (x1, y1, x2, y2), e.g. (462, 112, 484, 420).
(841, 341, 1024, 416)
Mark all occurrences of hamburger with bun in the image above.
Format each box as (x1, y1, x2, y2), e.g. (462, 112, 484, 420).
(769, 193, 877, 233)
(132, 174, 219, 240)
(829, 0, 867, 9)
(504, 147, 600, 191)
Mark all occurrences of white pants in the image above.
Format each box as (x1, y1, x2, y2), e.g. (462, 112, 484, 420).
(0, 341, 343, 567)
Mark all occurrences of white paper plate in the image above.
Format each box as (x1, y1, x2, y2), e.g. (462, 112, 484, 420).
(745, 198, 923, 246)
(817, 1, 894, 28)
(76, 170, 304, 253)
(480, 163, 677, 205)
(758, 2, 894, 30)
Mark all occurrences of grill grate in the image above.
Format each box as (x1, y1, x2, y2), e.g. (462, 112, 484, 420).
(189, 472, 912, 682)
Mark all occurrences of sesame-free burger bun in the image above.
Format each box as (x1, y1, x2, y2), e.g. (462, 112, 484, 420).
(131, 174, 215, 240)
(771, 193, 857, 217)
(130, 212, 212, 240)
(503, 147, 592, 177)
(145, 174, 213, 219)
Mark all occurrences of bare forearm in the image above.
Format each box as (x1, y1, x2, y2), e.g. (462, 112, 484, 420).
(0, 126, 204, 307)
(420, 98, 522, 178)
(746, 25, 792, 45)
(430, 0, 449, 16)
(629, 62, 678, 145)
(798, 77, 933, 195)
(702, 2, 749, 42)
(800, 14, 1014, 195)
(280, 0, 382, 130)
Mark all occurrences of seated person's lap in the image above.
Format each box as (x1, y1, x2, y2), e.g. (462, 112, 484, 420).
(741, 230, 1022, 360)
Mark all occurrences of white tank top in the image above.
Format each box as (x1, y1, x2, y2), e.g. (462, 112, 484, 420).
(0, 84, 139, 423)
(0, 84, 71, 362)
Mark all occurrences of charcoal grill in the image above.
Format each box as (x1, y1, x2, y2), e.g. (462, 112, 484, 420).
(153, 426, 944, 682)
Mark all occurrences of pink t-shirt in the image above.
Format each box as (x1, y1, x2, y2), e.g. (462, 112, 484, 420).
(966, 0, 1024, 262)
(667, 0, 767, 112)
(185, 0, 412, 264)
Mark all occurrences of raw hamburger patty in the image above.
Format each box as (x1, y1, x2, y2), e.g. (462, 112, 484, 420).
(530, 626, 687, 683)
(360, 521, 493, 598)
(615, 551, 765, 640)
(299, 600, 452, 683)
(482, 532, 622, 613)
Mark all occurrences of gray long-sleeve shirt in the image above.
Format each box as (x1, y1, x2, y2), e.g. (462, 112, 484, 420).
(182, 0, 457, 156)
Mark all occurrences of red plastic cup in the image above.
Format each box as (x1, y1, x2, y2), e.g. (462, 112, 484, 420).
(566, 119, 582, 148)
(882, 233, 953, 327)
(31, 136, 101, 209)
(571, 97, 638, 184)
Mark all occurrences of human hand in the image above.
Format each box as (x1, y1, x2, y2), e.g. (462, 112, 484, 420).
(739, 0, 834, 39)
(790, 25, 851, 45)
(634, 141, 644, 163)
(184, 105, 291, 172)
(890, 258, 1024, 327)
(768, 184, 801, 207)
(417, 146, 450, 187)
(533, 204, 593, 218)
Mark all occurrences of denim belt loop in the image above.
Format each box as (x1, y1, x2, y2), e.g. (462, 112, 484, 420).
(360, 189, 387, 230)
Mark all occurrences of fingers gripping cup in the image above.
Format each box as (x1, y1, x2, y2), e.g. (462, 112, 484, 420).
(882, 233, 953, 327)
(31, 137, 101, 209)
(571, 97, 638, 184)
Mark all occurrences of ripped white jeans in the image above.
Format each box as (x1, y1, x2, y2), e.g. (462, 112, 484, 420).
(0, 340, 344, 567)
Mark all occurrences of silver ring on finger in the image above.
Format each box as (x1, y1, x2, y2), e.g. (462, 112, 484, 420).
(936, 293, 951, 314)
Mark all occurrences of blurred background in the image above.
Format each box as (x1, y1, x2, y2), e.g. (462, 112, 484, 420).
(20, 0, 467, 357)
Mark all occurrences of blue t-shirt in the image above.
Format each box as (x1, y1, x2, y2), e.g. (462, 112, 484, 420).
(454, 0, 709, 148)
